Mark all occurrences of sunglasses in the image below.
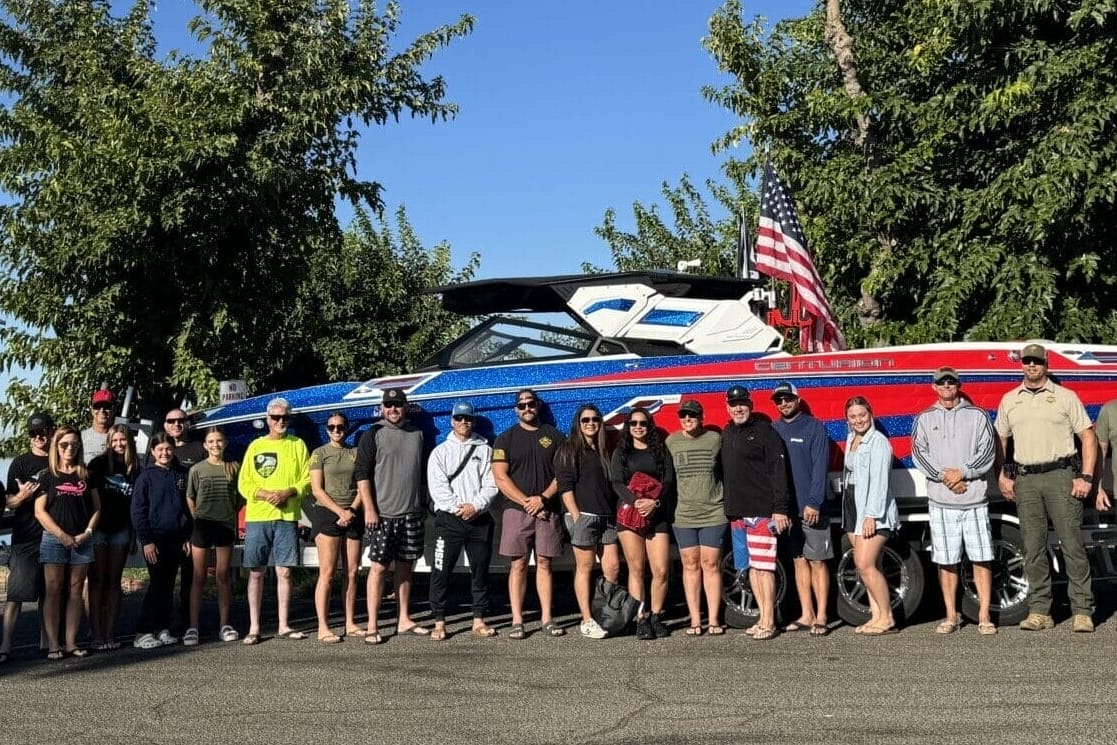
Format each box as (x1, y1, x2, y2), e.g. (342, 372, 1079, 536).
(268, 414, 290, 422)
(1022, 357, 1047, 366)
(677, 412, 699, 420)
(773, 396, 796, 404)
(58, 441, 79, 450)
(628, 420, 649, 428)
(382, 402, 404, 410)
(164, 417, 187, 425)
(92, 403, 113, 411)
(515, 401, 538, 411)
(452, 415, 474, 422)
(935, 379, 959, 387)
(580, 416, 602, 424)
(30, 429, 50, 439)
(326, 424, 346, 433)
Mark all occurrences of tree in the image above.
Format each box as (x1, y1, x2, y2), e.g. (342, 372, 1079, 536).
(285, 206, 479, 388)
(0, 0, 473, 442)
(703, 0, 1117, 346)
(589, 173, 758, 277)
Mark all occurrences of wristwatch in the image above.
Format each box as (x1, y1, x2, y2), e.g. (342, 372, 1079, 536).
(1077, 473, 1095, 484)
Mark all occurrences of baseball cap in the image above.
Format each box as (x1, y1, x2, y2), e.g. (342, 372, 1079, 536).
(92, 389, 115, 406)
(1020, 343, 1047, 362)
(382, 388, 408, 405)
(452, 401, 475, 417)
(770, 381, 799, 400)
(28, 412, 54, 431)
(933, 366, 960, 383)
(726, 385, 752, 404)
(678, 400, 703, 416)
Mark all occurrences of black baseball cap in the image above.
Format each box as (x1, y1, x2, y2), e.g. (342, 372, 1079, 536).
(726, 385, 752, 404)
(28, 412, 54, 431)
(382, 388, 408, 405)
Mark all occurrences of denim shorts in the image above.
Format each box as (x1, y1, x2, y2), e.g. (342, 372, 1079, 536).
(93, 527, 132, 549)
(242, 520, 300, 568)
(39, 532, 94, 566)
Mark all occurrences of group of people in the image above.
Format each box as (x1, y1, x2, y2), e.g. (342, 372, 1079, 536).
(0, 341, 1109, 661)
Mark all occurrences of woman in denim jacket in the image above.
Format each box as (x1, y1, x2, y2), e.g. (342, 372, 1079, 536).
(843, 396, 899, 635)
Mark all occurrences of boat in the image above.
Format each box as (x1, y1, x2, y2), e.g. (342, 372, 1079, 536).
(196, 270, 1117, 627)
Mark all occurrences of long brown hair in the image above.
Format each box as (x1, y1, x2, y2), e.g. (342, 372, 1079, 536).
(555, 404, 610, 476)
(48, 426, 88, 480)
(106, 424, 140, 478)
(203, 427, 239, 480)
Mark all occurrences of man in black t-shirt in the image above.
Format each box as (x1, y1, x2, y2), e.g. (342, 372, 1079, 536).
(492, 389, 566, 639)
(1, 412, 53, 660)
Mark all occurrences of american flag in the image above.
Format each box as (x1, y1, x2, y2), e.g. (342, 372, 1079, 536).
(756, 162, 846, 352)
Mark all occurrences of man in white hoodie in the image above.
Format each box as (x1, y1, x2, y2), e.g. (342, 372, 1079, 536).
(426, 401, 500, 640)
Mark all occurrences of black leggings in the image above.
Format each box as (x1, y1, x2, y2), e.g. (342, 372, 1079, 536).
(138, 538, 193, 635)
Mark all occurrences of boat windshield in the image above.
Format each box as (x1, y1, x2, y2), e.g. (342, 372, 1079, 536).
(421, 316, 618, 370)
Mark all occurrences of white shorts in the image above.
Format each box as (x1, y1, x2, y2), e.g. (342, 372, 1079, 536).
(929, 504, 994, 565)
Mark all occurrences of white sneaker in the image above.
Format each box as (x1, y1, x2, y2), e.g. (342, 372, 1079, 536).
(580, 618, 607, 639)
(156, 629, 179, 646)
(133, 633, 162, 650)
(182, 628, 199, 646)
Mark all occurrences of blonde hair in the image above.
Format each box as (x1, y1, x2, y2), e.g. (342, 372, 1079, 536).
(48, 426, 88, 480)
(106, 424, 140, 478)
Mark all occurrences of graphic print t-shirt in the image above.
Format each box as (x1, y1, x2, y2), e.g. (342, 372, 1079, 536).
(492, 424, 564, 513)
(39, 471, 96, 536)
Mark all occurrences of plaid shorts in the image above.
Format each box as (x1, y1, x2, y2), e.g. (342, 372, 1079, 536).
(929, 503, 994, 565)
(366, 513, 425, 565)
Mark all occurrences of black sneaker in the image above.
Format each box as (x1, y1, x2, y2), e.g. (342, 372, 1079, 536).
(635, 615, 655, 640)
(650, 612, 670, 638)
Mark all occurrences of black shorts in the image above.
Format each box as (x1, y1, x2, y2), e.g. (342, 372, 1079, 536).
(5, 540, 44, 602)
(307, 502, 365, 541)
(366, 513, 425, 565)
(191, 518, 236, 549)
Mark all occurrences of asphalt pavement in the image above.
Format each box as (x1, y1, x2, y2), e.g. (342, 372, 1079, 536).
(2, 575, 1116, 745)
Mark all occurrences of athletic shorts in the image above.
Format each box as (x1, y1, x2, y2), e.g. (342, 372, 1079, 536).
(729, 517, 777, 572)
(306, 502, 365, 541)
(242, 520, 300, 568)
(929, 503, 994, 565)
(787, 522, 834, 561)
(567, 513, 618, 548)
(366, 513, 424, 565)
(499, 509, 564, 559)
(92, 527, 132, 549)
(191, 518, 236, 549)
(6, 541, 45, 602)
(673, 524, 727, 550)
(39, 532, 94, 566)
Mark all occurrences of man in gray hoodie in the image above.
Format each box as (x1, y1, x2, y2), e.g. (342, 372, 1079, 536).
(426, 401, 499, 640)
(356, 388, 427, 643)
(911, 367, 998, 634)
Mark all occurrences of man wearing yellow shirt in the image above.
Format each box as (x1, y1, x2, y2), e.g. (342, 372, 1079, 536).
(238, 397, 310, 644)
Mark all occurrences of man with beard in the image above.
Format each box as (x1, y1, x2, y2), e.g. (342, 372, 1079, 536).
(996, 344, 1096, 632)
(493, 389, 566, 639)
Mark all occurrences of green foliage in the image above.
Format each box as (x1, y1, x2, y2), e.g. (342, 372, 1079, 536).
(0, 0, 473, 448)
(289, 206, 479, 386)
(702, 0, 1117, 346)
(589, 173, 758, 278)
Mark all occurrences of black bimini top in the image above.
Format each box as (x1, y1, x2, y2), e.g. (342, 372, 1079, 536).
(428, 271, 763, 315)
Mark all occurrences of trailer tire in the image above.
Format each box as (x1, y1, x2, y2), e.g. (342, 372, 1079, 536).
(721, 554, 794, 628)
(835, 535, 925, 627)
(960, 521, 1029, 626)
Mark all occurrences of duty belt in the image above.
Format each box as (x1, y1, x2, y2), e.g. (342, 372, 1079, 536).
(1017, 457, 1076, 476)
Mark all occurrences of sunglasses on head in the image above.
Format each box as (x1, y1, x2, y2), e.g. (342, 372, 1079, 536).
(452, 414, 474, 422)
(580, 416, 602, 424)
(1022, 357, 1046, 366)
(515, 400, 538, 411)
(268, 414, 290, 422)
(326, 424, 346, 433)
(164, 417, 187, 425)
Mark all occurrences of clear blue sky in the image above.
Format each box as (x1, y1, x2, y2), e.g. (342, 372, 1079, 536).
(145, 0, 812, 278)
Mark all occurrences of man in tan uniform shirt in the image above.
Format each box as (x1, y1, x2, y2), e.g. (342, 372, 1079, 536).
(995, 343, 1096, 632)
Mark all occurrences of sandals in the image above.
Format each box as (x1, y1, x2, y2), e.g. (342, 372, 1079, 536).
(318, 633, 343, 645)
(507, 624, 526, 640)
(182, 628, 200, 647)
(935, 615, 962, 635)
(363, 632, 385, 645)
(47, 649, 65, 660)
(345, 628, 368, 639)
(978, 621, 998, 635)
(541, 621, 566, 637)
(396, 624, 430, 637)
(219, 626, 239, 643)
(276, 629, 309, 640)
(750, 626, 778, 641)
(685, 626, 704, 636)
(810, 624, 830, 637)
(471, 625, 497, 638)
(707, 625, 725, 636)
(242, 633, 261, 646)
(860, 624, 899, 636)
(783, 620, 810, 632)
(430, 627, 448, 642)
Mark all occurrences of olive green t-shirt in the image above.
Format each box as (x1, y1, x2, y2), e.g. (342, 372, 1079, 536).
(187, 460, 240, 525)
(310, 444, 358, 509)
(666, 429, 724, 528)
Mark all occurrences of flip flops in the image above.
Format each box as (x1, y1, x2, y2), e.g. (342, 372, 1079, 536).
(810, 624, 830, 636)
(471, 625, 497, 638)
(363, 632, 384, 645)
(430, 627, 448, 641)
(276, 629, 309, 640)
(783, 620, 810, 632)
(707, 625, 725, 636)
(396, 625, 430, 637)
(685, 626, 704, 636)
(978, 622, 998, 635)
(935, 615, 962, 634)
(242, 633, 261, 646)
(541, 621, 566, 637)
(318, 633, 343, 644)
(345, 628, 368, 639)
(860, 624, 899, 636)
(750, 626, 778, 641)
